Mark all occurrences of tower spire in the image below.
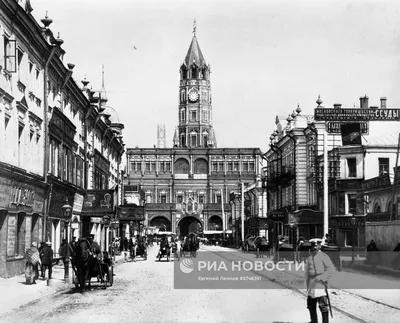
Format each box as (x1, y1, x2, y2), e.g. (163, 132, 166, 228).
(100, 64, 108, 105)
(193, 19, 196, 37)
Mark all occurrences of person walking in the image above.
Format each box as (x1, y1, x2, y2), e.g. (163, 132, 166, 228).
(304, 240, 335, 323)
(40, 242, 53, 280)
(59, 239, 73, 279)
(366, 239, 380, 274)
(25, 242, 41, 285)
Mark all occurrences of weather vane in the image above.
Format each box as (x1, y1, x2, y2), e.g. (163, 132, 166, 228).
(193, 19, 196, 36)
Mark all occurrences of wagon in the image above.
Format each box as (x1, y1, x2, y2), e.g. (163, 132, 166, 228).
(72, 250, 114, 290)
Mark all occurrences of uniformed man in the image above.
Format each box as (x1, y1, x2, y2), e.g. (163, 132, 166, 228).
(304, 239, 335, 323)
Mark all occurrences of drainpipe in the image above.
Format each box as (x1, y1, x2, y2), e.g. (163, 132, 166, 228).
(42, 45, 57, 242)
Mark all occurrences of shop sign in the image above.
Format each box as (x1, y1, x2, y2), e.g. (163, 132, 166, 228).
(73, 193, 84, 213)
(90, 217, 102, 223)
(117, 206, 145, 221)
(269, 211, 287, 222)
(71, 223, 79, 229)
(315, 108, 400, 121)
(82, 190, 114, 214)
(49, 186, 75, 219)
(326, 121, 368, 134)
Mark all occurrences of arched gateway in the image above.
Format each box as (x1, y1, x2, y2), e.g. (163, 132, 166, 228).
(178, 216, 202, 237)
(149, 216, 172, 232)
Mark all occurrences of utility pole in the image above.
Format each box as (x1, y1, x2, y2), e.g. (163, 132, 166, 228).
(241, 182, 245, 245)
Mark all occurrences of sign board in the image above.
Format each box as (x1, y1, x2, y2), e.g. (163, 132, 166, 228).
(315, 108, 400, 121)
(326, 121, 368, 134)
(71, 223, 79, 229)
(73, 193, 84, 213)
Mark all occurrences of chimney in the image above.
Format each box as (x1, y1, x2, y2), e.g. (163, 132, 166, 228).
(380, 97, 387, 109)
(333, 103, 342, 109)
(359, 95, 369, 109)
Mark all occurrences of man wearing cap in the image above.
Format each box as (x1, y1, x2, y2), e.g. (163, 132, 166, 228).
(304, 239, 335, 323)
(87, 234, 101, 258)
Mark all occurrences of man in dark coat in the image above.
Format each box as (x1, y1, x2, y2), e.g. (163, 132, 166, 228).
(40, 242, 53, 279)
(87, 234, 101, 257)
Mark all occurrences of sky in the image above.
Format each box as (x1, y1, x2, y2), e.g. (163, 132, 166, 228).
(30, 0, 400, 153)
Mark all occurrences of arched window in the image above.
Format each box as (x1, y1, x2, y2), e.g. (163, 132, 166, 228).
(374, 203, 381, 213)
(191, 66, 197, 79)
(180, 134, 186, 147)
(202, 130, 208, 147)
(194, 158, 208, 174)
(190, 130, 197, 147)
(174, 158, 190, 174)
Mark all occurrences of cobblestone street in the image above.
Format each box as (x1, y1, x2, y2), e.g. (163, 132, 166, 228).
(2, 245, 386, 323)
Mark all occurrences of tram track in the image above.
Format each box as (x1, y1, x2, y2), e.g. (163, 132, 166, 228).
(206, 248, 399, 323)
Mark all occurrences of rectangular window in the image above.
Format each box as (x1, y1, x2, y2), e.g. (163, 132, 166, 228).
(199, 195, 204, 204)
(191, 111, 197, 121)
(151, 162, 156, 172)
(136, 162, 142, 172)
(347, 158, 357, 177)
(166, 162, 170, 172)
(160, 194, 166, 203)
(212, 162, 217, 172)
(218, 162, 224, 172)
(160, 162, 165, 173)
(4, 37, 17, 72)
(233, 162, 239, 172)
(177, 195, 183, 204)
(379, 158, 389, 176)
(243, 163, 249, 172)
(249, 162, 255, 172)
(145, 162, 150, 172)
(216, 195, 222, 204)
(348, 194, 357, 214)
(228, 162, 233, 172)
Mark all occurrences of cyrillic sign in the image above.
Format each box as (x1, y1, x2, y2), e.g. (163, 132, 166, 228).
(326, 121, 368, 134)
(315, 108, 400, 121)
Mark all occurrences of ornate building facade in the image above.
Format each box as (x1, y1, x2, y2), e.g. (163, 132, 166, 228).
(124, 30, 261, 238)
(0, 0, 124, 278)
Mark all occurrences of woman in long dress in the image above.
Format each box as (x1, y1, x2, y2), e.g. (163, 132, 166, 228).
(25, 242, 41, 284)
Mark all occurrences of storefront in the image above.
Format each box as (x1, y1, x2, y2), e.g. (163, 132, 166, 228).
(0, 166, 47, 278)
(287, 209, 324, 242)
(329, 215, 365, 248)
(81, 189, 116, 252)
(116, 205, 145, 239)
(47, 181, 79, 257)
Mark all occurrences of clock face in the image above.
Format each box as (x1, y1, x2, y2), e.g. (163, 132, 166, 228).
(188, 89, 199, 102)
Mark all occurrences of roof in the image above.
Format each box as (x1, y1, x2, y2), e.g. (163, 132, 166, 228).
(183, 36, 207, 67)
(364, 133, 399, 146)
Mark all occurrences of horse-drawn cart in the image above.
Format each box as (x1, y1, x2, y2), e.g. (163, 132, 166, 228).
(129, 240, 147, 261)
(72, 240, 114, 292)
(181, 233, 199, 258)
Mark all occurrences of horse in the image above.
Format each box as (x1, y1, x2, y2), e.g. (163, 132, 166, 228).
(72, 238, 95, 292)
(182, 234, 199, 257)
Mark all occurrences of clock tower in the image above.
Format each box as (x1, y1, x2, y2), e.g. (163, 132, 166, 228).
(173, 23, 216, 148)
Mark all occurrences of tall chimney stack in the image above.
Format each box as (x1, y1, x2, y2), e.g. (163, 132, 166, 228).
(360, 95, 369, 109)
(380, 97, 387, 109)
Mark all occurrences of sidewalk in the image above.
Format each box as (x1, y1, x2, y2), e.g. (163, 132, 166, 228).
(0, 253, 127, 316)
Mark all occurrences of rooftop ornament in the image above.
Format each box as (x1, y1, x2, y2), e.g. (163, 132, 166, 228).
(316, 94, 323, 107)
(296, 104, 301, 114)
(41, 11, 53, 28)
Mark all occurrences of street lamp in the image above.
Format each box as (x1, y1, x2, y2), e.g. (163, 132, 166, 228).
(61, 197, 73, 241)
(350, 215, 356, 263)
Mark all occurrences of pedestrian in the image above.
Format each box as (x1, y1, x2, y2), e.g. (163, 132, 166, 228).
(87, 234, 101, 257)
(40, 242, 53, 280)
(304, 240, 335, 323)
(391, 241, 400, 271)
(58, 239, 73, 279)
(365, 239, 380, 274)
(25, 242, 41, 285)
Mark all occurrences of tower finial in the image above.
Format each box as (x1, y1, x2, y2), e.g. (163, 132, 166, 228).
(102, 64, 105, 88)
(193, 19, 196, 36)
